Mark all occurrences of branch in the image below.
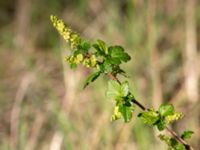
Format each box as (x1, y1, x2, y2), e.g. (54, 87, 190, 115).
(108, 73, 194, 150)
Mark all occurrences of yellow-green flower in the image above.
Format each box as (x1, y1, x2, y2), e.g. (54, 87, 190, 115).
(76, 54, 84, 62)
(90, 55, 97, 67)
(83, 58, 90, 68)
(50, 15, 81, 50)
(111, 106, 122, 121)
(65, 55, 74, 63)
(166, 112, 184, 124)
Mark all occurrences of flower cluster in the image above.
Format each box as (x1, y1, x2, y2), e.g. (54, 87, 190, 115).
(111, 106, 122, 121)
(66, 54, 97, 68)
(166, 112, 184, 124)
(50, 15, 81, 49)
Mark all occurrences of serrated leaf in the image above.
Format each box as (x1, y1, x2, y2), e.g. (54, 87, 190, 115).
(181, 131, 194, 140)
(159, 104, 174, 117)
(138, 110, 160, 125)
(106, 80, 121, 99)
(106, 80, 130, 100)
(120, 81, 129, 97)
(108, 46, 131, 64)
(83, 71, 101, 89)
(99, 60, 113, 73)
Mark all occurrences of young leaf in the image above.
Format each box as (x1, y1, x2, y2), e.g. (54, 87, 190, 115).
(83, 71, 101, 89)
(159, 135, 186, 150)
(108, 46, 131, 64)
(81, 41, 91, 53)
(106, 80, 121, 99)
(119, 81, 129, 97)
(118, 104, 133, 122)
(99, 60, 113, 73)
(138, 110, 160, 125)
(157, 119, 167, 131)
(106, 80, 130, 100)
(159, 104, 174, 117)
(158, 134, 171, 145)
(173, 144, 186, 150)
(97, 40, 107, 52)
(181, 131, 194, 140)
(70, 63, 77, 69)
(170, 138, 186, 150)
(93, 39, 107, 56)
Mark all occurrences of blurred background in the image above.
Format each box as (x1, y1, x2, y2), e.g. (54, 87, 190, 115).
(0, 0, 200, 150)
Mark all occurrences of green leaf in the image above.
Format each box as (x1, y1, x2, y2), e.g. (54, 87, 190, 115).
(99, 60, 113, 73)
(181, 131, 194, 140)
(157, 119, 166, 131)
(174, 144, 186, 150)
(159, 104, 174, 117)
(97, 40, 106, 52)
(81, 41, 91, 52)
(83, 71, 101, 89)
(138, 110, 160, 125)
(106, 80, 129, 100)
(70, 63, 77, 69)
(159, 135, 186, 150)
(158, 134, 171, 145)
(170, 138, 186, 150)
(109, 57, 121, 64)
(76, 43, 90, 54)
(108, 46, 131, 64)
(120, 81, 129, 97)
(93, 39, 107, 56)
(106, 80, 121, 99)
(93, 43, 101, 51)
(118, 104, 133, 122)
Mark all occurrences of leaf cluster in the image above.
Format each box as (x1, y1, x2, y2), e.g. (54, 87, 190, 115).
(159, 130, 194, 150)
(138, 104, 183, 131)
(106, 80, 134, 122)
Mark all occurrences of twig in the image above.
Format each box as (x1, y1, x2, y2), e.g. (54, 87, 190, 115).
(166, 127, 193, 150)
